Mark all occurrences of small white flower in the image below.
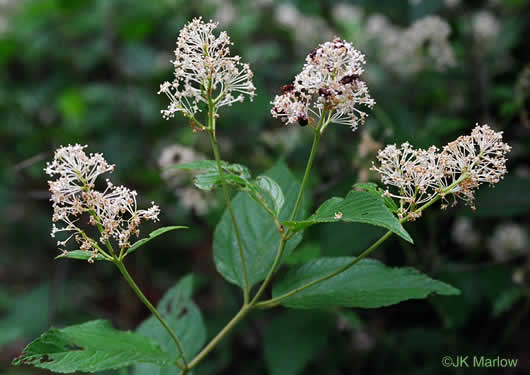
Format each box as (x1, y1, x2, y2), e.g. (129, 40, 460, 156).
(158, 17, 256, 120)
(271, 38, 375, 132)
(371, 124, 510, 219)
(46, 145, 160, 258)
(440, 124, 511, 207)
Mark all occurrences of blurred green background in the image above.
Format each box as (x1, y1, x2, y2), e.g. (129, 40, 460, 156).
(1, 0, 530, 374)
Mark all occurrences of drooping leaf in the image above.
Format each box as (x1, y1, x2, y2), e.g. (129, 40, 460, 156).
(272, 257, 460, 309)
(264, 311, 334, 375)
(126, 226, 187, 256)
(133, 274, 206, 375)
(283, 190, 412, 243)
(214, 162, 309, 288)
(13, 320, 176, 373)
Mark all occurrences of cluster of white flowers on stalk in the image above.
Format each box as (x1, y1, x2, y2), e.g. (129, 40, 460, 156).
(365, 15, 455, 75)
(46, 145, 160, 261)
(158, 17, 256, 120)
(371, 124, 511, 220)
(271, 38, 375, 131)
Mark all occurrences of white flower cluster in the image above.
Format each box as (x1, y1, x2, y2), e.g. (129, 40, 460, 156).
(46, 145, 160, 261)
(365, 15, 455, 75)
(371, 124, 511, 220)
(158, 17, 256, 120)
(271, 38, 375, 131)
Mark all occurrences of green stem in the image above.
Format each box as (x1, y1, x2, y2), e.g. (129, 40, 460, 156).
(186, 159, 474, 369)
(206, 101, 250, 304)
(254, 177, 470, 310)
(188, 118, 325, 369)
(187, 305, 250, 369)
(250, 129, 321, 305)
(255, 230, 394, 309)
(114, 261, 188, 370)
(250, 240, 288, 305)
(290, 130, 321, 222)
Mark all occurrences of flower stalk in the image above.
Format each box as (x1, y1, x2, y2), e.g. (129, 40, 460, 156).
(114, 260, 188, 370)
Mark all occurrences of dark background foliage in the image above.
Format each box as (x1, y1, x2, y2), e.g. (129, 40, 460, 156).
(1, 0, 529, 374)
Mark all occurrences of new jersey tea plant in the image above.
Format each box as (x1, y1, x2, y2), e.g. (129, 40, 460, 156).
(13, 18, 511, 374)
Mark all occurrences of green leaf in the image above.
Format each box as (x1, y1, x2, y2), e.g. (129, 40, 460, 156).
(134, 274, 206, 375)
(254, 175, 285, 216)
(214, 162, 309, 288)
(55, 250, 108, 262)
(272, 257, 460, 309)
(354, 182, 399, 213)
(264, 311, 333, 375)
(175, 160, 286, 220)
(126, 226, 187, 256)
(173, 160, 251, 191)
(283, 190, 412, 243)
(13, 320, 175, 373)
(172, 160, 219, 171)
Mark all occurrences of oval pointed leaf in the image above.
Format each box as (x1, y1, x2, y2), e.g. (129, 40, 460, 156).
(272, 257, 460, 309)
(13, 320, 176, 373)
(126, 226, 187, 256)
(214, 163, 310, 288)
(283, 191, 412, 243)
